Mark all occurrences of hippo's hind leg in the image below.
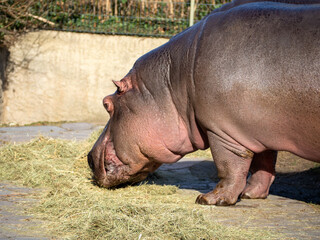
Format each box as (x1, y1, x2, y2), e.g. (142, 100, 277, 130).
(196, 131, 253, 206)
(241, 150, 277, 199)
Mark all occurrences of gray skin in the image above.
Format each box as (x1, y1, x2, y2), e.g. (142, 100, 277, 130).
(88, 0, 320, 206)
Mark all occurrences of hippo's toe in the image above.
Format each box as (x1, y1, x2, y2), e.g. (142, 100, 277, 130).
(195, 191, 237, 206)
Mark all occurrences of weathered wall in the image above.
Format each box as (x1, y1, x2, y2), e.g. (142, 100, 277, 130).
(2, 31, 168, 124)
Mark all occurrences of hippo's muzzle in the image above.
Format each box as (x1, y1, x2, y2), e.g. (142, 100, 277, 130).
(87, 152, 94, 171)
(88, 144, 135, 188)
(87, 148, 107, 183)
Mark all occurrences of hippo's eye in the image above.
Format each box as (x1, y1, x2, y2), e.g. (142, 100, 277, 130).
(103, 96, 114, 113)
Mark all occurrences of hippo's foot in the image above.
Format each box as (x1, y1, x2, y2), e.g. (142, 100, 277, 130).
(196, 192, 238, 206)
(241, 150, 277, 199)
(241, 172, 275, 199)
(199, 131, 254, 206)
(195, 183, 239, 206)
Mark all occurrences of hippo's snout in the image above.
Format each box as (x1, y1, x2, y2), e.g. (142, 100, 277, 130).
(87, 143, 109, 183)
(87, 151, 94, 171)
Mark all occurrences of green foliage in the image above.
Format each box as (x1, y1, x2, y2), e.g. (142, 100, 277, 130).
(0, 0, 232, 45)
(0, 0, 50, 45)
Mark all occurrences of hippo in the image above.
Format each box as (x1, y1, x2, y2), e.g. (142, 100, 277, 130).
(88, 0, 320, 206)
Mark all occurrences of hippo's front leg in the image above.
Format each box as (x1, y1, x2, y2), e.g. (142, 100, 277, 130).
(196, 131, 253, 206)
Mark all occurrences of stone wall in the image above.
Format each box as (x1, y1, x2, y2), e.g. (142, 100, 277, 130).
(2, 31, 168, 124)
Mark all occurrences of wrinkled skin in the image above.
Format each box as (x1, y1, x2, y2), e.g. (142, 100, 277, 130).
(88, 0, 320, 205)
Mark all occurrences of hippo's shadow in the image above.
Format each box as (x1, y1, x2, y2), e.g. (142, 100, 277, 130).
(146, 159, 320, 204)
(146, 160, 219, 194)
(270, 167, 320, 204)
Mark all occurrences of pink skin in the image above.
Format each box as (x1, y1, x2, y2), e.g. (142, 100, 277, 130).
(88, 72, 276, 205)
(88, 0, 320, 206)
(88, 72, 195, 188)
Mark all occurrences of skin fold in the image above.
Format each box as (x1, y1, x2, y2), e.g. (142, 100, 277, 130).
(88, 0, 320, 206)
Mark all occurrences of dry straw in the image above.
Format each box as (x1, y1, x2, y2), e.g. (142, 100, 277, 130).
(0, 130, 275, 239)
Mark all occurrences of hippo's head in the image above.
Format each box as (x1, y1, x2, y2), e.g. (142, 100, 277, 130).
(87, 60, 195, 188)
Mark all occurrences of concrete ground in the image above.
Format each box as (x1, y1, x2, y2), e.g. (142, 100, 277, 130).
(149, 158, 320, 240)
(0, 123, 102, 239)
(0, 123, 319, 239)
(0, 123, 103, 143)
(0, 183, 48, 240)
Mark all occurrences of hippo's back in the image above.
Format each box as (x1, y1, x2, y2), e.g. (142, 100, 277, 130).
(193, 2, 320, 161)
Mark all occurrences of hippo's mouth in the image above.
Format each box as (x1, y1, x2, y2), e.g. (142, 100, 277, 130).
(93, 141, 134, 188)
(89, 138, 160, 189)
(98, 155, 151, 189)
(97, 163, 148, 189)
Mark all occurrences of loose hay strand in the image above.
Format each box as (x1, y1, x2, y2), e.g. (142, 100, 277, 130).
(0, 132, 276, 240)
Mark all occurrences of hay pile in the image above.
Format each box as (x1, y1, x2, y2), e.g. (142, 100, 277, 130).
(0, 131, 274, 239)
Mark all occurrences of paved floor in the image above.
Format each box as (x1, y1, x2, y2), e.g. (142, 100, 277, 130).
(149, 159, 320, 240)
(0, 183, 48, 240)
(0, 123, 319, 239)
(0, 123, 103, 144)
(0, 123, 103, 239)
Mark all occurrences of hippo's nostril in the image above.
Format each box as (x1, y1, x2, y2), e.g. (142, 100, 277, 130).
(87, 152, 94, 170)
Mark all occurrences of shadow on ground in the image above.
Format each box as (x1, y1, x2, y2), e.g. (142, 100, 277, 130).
(147, 153, 320, 204)
(271, 167, 320, 204)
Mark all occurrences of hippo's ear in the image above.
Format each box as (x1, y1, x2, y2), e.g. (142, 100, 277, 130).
(112, 78, 132, 94)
